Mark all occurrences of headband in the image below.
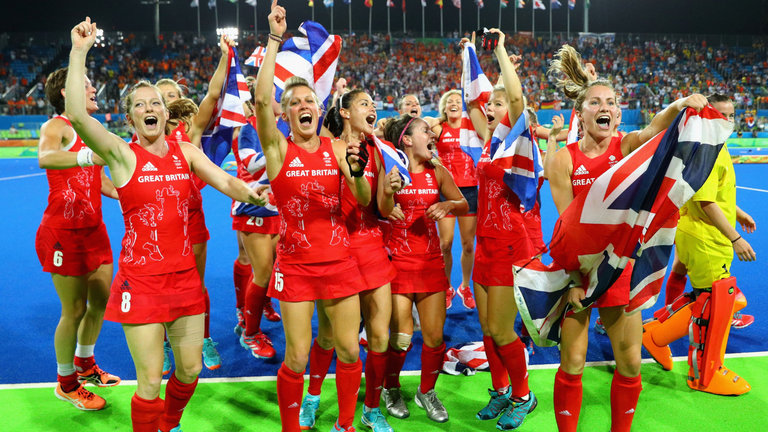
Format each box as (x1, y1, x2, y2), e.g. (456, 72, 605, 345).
(398, 117, 417, 147)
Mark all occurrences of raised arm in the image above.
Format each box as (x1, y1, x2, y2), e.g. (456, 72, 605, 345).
(490, 29, 524, 126)
(621, 94, 708, 155)
(65, 18, 132, 175)
(188, 35, 234, 143)
(254, 0, 288, 179)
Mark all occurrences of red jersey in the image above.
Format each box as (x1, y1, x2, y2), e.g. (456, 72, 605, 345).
(567, 135, 624, 198)
(435, 124, 477, 187)
(167, 122, 206, 202)
(341, 142, 384, 250)
(388, 168, 442, 269)
(116, 139, 196, 275)
(271, 137, 350, 264)
(40, 116, 103, 229)
(476, 140, 527, 239)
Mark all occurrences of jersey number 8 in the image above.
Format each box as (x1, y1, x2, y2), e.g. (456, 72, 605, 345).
(121, 292, 132, 313)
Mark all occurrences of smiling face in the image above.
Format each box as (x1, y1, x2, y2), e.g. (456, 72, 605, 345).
(403, 118, 436, 162)
(578, 85, 619, 141)
(127, 86, 168, 140)
(442, 92, 462, 121)
(342, 92, 377, 135)
(485, 90, 509, 133)
(282, 85, 320, 139)
(399, 95, 422, 118)
(83, 75, 98, 114)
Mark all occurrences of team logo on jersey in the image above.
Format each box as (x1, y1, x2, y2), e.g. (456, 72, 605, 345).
(425, 172, 434, 186)
(172, 154, 184, 170)
(119, 280, 131, 291)
(443, 131, 452, 138)
(608, 154, 618, 166)
(54, 242, 63, 250)
(322, 151, 333, 167)
(289, 157, 304, 168)
(142, 161, 159, 172)
(573, 164, 589, 176)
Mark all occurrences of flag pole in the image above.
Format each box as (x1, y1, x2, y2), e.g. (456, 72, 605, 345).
(531, 1, 534, 38)
(583, 0, 588, 32)
(513, 2, 517, 33)
(197, 3, 201, 37)
(403, 4, 406, 35)
(440, 5, 443, 37)
(459, 4, 462, 36)
(498, 0, 501, 29)
(369, 4, 372, 35)
(214, 0, 219, 29)
(549, 1, 552, 39)
(476, 2, 480, 29)
(331, 4, 334, 34)
(236, 0, 240, 36)
(254, 2, 258, 36)
(566, 1, 569, 38)
(349, 0, 352, 36)
(312, 0, 315, 21)
(387, 4, 391, 36)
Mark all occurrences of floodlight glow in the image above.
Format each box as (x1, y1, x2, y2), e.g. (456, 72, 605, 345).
(216, 27, 239, 44)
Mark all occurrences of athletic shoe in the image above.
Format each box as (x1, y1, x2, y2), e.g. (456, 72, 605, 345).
(240, 332, 276, 359)
(163, 340, 173, 375)
(329, 421, 356, 432)
(732, 312, 754, 329)
(496, 391, 537, 430)
(263, 300, 282, 322)
(159, 425, 183, 432)
(476, 388, 511, 420)
(457, 284, 476, 309)
(77, 364, 121, 387)
(361, 407, 393, 432)
(202, 337, 222, 370)
(445, 286, 455, 309)
(55, 383, 106, 411)
(414, 388, 448, 423)
(234, 308, 245, 336)
(381, 387, 410, 419)
(594, 317, 607, 335)
(299, 393, 320, 430)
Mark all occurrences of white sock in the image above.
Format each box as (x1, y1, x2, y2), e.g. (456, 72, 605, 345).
(75, 343, 95, 358)
(57, 362, 76, 376)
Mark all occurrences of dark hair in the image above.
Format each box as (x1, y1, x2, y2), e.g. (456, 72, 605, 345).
(324, 89, 365, 137)
(383, 114, 419, 151)
(707, 93, 731, 104)
(44, 68, 68, 114)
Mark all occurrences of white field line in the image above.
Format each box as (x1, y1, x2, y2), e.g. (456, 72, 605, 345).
(737, 186, 768, 193)
(0, 172, 44, 181)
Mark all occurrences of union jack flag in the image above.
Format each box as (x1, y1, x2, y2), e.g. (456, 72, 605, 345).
(513, 106, 732, 347)
(274, 21, 341, 116)
(459, 43, 492, 163)
(201, 46, 250, 166)
(568, 0, 575, 9)
(232, 121, 280, 218)
(371, 134, 412, 187)
(488, 111, 544, 211)
(245, 46, 266, 67)
(550, 0, 561, 9)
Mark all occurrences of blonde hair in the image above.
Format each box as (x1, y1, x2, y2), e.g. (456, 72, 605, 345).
(121, 80, 166, 115)
(155, 78, 186, 99)
(438, 90, 462, 123)
(548, 44, 615, 112)
(280, 77, 323, 116)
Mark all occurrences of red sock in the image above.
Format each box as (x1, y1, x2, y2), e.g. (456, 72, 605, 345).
(384, 344, 409, 389)
(131, 394, 164, 432)
(364, 350, 387, 408)
(554, 368, 582, 432)
(496, 339, 529, 398)
(307, 340, 335, 396)
(335, 359, 362, 428)
(203, 289, 211, 339)
(664, 272, 687, 306)
(233, 259, 252, 310)
(73, 355, 95, 373)
(277, 363, 305, 432)
(158, 373, 198, 431)
(57, 372, 80, 393)
(419, 342, 445, 394)
(610, 371, 642, 432)
(244, 280, 267, 336)
(483, 335, 510, 391)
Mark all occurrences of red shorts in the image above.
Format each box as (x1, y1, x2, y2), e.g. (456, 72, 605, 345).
(35, 223, 113, 276)
(189, 207, 210, 245)
(350, 246, 397, 291)
(473, 235, 534, 287)
(268, 256, 365, 301)
(390, 255, 449, 294)
(232, 214, 280, 235)
(105, 266, 205, 324)
(593, 262, 632, 308)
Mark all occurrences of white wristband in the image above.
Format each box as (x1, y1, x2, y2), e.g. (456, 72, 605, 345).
(76, 148, 94, 167)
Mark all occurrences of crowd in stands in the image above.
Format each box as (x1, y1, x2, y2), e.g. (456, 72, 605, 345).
(1, 30, 766, 123)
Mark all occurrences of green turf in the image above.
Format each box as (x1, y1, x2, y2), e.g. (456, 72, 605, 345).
(2, 356, 766, 431)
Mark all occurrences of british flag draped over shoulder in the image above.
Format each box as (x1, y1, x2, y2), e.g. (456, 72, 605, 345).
(513, 106, 733, 347)
(201, 46, 250, 166)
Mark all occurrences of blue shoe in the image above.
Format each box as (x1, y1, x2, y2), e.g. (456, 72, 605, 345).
(162, 341, 172, 376)
(496, 392, 537, 430)
(594, 317, 607, 335)
(476, 388, 512, 420)
(158, 425, 182, 432)
(361, 407, 393, 431)
(234, 308, 245, 336)
(330, 421, 356, 432)
(299, 393, 320, 429)
(202, 337, 221, 370)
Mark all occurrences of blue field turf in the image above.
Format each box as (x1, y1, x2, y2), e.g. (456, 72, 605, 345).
(0, 158, 765, 385)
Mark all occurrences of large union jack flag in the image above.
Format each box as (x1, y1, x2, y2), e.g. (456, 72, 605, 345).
(459, 43, 492, 163)
(513, 106, 732, 346)
(201, 46, 250, 166)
